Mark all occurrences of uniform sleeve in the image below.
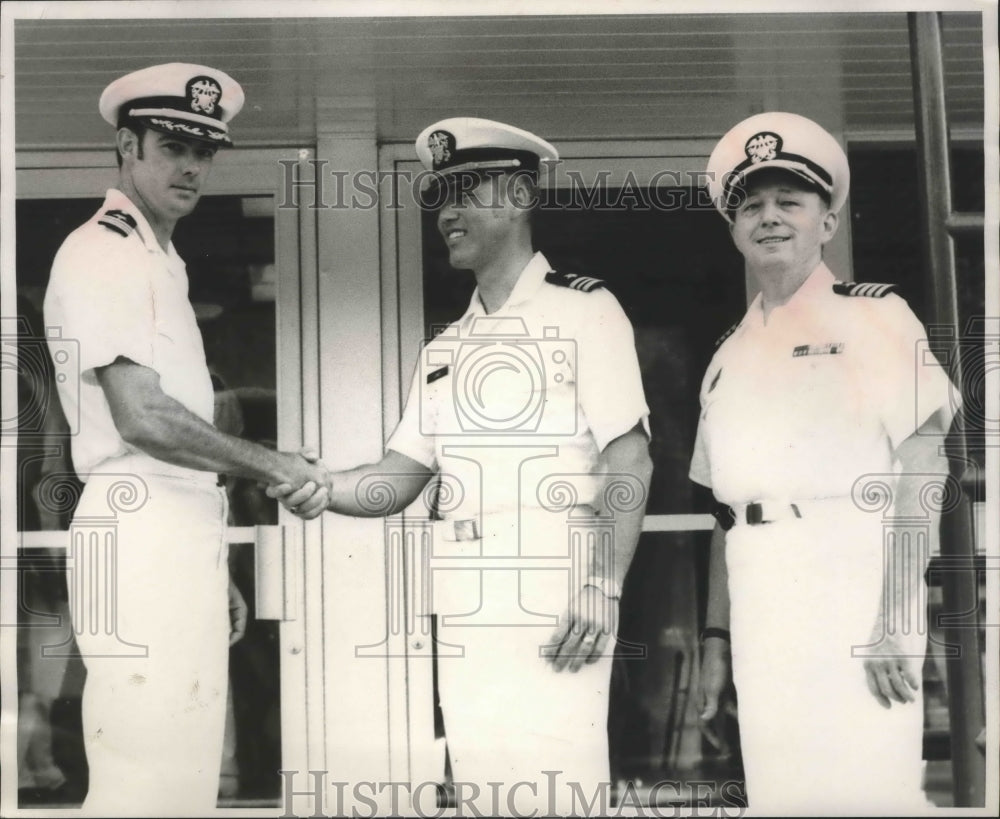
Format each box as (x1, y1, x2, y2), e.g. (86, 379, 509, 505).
(688, 418, 713, 489)
(688, 358, 719, 489)
(870, 296, 960, 452)
(385, 351, 438, 470)
(46, 234, 157, 387)
(575, 289, 651, 451)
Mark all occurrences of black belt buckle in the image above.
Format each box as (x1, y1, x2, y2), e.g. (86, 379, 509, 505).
(746, 502, 764, 525)
(712, 503, 737, 531)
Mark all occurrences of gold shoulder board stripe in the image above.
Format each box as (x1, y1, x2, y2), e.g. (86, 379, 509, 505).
(832, 281, 898, 298)
(545, 270, 607, 292)
(97, 209, 138, 238)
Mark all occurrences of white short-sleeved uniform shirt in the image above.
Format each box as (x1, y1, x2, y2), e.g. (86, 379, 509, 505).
(44, 189, 214, 478)
(388, 252, 650, 519)
(689, 263, 957, 504)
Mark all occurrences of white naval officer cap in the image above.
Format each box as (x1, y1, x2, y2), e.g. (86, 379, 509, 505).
(706, 112, 850, 222)
(99, 63, 244, 147)
(415, 117, 558, 193)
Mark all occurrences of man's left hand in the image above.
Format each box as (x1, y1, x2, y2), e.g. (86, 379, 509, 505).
(544, 585, 617, 673)
(229, 579, 248, 646)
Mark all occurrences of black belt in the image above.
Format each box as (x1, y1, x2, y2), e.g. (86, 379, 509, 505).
(713, 501, 802, 531)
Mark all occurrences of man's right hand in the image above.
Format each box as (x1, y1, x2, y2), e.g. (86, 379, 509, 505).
(270, 450, 331, 519)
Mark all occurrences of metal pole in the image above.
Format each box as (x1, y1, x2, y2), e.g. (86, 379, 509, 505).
(909, 12, 963, 334)
(908, 11, 985, 807)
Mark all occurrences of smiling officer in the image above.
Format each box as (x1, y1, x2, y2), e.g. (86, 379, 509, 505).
(43, 63, 328, 814)
(271, 117, 653, 814)
(692, 112, 959, 813)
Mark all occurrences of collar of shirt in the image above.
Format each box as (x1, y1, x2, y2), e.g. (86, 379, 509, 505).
(744, 262, 836, 332)
(101, 188, 182, 265)
(459, 251, 552, 330)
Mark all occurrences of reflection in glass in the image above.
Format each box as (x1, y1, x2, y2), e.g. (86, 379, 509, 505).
(611, 530, 744, 805)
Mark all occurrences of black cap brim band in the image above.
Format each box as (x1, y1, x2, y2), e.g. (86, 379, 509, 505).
(730, 151, 833, 188)
(124, 114, 233, 147)
(121, 95, 223, 123)
(722, 166, 832, 217)
(722, 152, 833, 206)
(433, 147, 540, 173)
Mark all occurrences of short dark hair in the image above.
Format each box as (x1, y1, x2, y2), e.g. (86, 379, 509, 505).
(115, 119, 148, 168)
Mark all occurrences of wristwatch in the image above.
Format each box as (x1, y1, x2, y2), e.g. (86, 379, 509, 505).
(584, 575, 622, 600)
(700, 627, 731, 644)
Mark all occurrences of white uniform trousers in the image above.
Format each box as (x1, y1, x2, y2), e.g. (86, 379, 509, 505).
(68, 469, 229, 816)
(432, 510, 615, 816)
(725, 500, 930, 815)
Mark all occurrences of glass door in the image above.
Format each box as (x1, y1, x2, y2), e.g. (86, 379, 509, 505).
(10, 150, 311, 811)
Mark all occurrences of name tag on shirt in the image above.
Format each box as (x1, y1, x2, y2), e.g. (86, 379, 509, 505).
(792, 342, 844, 357)
(427, 365, 450, 384)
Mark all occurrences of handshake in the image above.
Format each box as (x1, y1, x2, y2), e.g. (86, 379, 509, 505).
(266, 447, 332, 520)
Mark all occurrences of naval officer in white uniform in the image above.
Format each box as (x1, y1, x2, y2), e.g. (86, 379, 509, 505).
(271, 117, 653, 814)
(44, 63, 329, 815)
(692, 112, 959, 814)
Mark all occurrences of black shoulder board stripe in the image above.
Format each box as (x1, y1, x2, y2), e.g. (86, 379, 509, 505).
(832, 281, 898, 298)
(545, 270, 606, 293)
(97, 209, 138, 238)
(715, 320, 741, 349)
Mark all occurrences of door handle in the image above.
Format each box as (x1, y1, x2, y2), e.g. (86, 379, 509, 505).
(254, 524, 297, 621)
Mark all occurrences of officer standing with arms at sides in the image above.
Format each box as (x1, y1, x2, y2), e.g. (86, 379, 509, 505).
(43, 63, 329, 815)
(272, 118, 652, 814)
(692, 112, 959, 813)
